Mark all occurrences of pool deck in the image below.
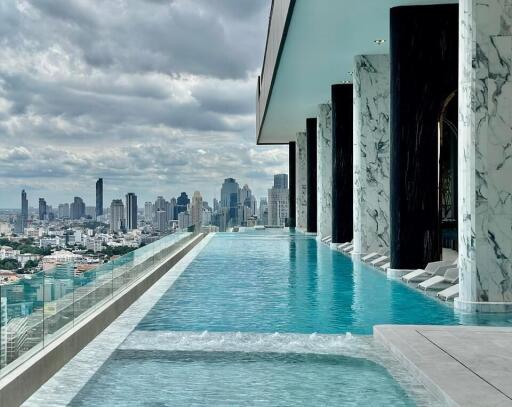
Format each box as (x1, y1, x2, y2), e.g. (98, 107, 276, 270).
(374, 325, 512, 407)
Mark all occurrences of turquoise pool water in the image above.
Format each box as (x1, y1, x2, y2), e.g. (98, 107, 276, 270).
(70, 350, 416, 406)
(70, 231, 511, 406)
(137, 231, 461, 335)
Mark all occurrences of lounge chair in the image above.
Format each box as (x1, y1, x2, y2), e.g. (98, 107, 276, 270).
(380, 262, 390, 271)
(321, 235, 331, 243)
(362, 252, 380, 262)
(437, 284, 459, 301)
(342, 245, 354, 253)
(401, 260, 455, 283)
(337, 242, 352, 250)
(370, 255, 389, 267)
(418, 268, 458, 290)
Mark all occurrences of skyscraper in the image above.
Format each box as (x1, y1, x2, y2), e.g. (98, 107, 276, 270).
(110, 199, 125, 233)
(268, 175, 289, 226)
(144, 202, 153, 222)
(155, 210, 168, 232)
(168, 197, 177, 221)
(21, 190, 28, 231)
(125, 193, 138, 230)
(273, 174, 288, 189)
(38, 198, 47, 221)
(96, 178, 103, 218)
(70, 197, 85, 220)
(220, 178, 239, 226)
(176, 192, 189, 216)
(191, 191, 203, 230)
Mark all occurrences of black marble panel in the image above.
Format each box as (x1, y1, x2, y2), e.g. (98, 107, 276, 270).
(306, 118, 317, 233)
(289, 141, 296, 228)
(331, 84, 353, 244)
(390, 4, 458, 269)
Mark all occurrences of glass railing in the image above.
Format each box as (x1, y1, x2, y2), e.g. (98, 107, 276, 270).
(0, 232, 192, 377)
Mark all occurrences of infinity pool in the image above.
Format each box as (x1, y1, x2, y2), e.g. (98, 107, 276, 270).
(137, 231, 460, 335)
(68, 231, 498, 406)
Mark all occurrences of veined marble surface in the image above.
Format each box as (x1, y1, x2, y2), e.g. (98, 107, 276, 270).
(353, 54, 390, 256)
(317, 104, 333, 240)
(296, 132, 308, 231)
(457, 0, 512, 309)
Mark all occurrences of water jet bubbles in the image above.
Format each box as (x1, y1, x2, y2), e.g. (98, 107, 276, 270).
(200, 330, 208, 338)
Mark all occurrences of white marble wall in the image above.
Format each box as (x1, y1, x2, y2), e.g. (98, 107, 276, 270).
(296, 132, 308, 231)
(317, 104, 333, 240)
(353, 55, 391, 256)
(457, 0, 512, 311)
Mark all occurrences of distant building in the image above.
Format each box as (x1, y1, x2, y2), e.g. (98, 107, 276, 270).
(96, 178, 103, 217)
(176, 192, 189, 217)
(268, 175, 289, 226)
(38, 198, 47, 221)
(144, 202, 153, 222)
(259, 198, 268, 225)
(190, 191, 203, 230)
(220, 178, 239, 226)
(110, 199, 125, 233)
(20, 190, 28, 232)
(168, 197, 177, 221)
(273, 174, 289, 189)
(85, 206, 96, 219)
(58, 203, 70, 219)
(125, 193, 138, 230)
(155, 210, 168, 232)
(178, 211, 191, 230)
(70, 197, 85, 220)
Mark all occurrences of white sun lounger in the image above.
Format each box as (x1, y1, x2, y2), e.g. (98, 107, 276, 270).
(337, 242, 352, 250)
(437, 283, 459, 301)
(370, 256, 389, 267)
(321, 235, 331, 243)
(418, 268, 458, 290)
(362, 252, 380, 262)
(343, 245, 354, 253)
(401, 260, 455, 283)
(380, 262, 391, 271)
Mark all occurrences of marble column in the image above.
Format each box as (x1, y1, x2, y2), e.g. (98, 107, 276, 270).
(456, 0, 512, 312)
(295, 132, 308, 231)
(289, 142, 296, 228)
(317, 104, 332, 240)
(390, 4, 458, 269)
(331, 84, 353, 244)
(353, 55, 390, 257)
(306, 118, 317, 234)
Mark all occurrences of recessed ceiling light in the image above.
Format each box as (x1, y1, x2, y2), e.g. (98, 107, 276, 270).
(374, 39, 386, 45)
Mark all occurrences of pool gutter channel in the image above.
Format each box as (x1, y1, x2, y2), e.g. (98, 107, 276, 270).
(0, 232, 206, 407)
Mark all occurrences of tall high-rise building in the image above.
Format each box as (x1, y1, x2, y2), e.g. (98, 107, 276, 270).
(190, 191, 203, 230)
(268, 175, 289, 226)
(58, 203, 70, 219)
(155, 210, 168, 232)
(19, 190, 28, 233)
(38, 198, 47, 221)
(168, 198, 177, 221)
(110, 199, 125, 233)
(96, 178, 103, 217)
(176, 192, 189, 216)
(70, 197, 85, 220)
(144, 202, 153, 222)
(125, 193, 138, 230)
(213, 198, 219, 213)
(220, 178, 239, 226)
(178, 211, 191, 230)
(273, 174, 289, 189)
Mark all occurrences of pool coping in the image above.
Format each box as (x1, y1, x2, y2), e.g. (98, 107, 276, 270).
(374, 324, 512, 407)
(17, 233, 214, 407)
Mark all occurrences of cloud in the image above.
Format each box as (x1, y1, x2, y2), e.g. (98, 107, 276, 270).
(0, 0, 287, 208)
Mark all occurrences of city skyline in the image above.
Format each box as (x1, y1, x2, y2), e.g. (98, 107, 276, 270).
(0, 0, 287, 209)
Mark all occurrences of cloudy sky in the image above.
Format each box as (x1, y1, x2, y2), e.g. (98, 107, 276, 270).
(0, 0, 288, 209)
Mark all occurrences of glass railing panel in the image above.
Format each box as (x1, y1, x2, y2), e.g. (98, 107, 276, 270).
(42, 262, 75, 343)
(0, 231, 193, 377)
(0, 271, 45, 374)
